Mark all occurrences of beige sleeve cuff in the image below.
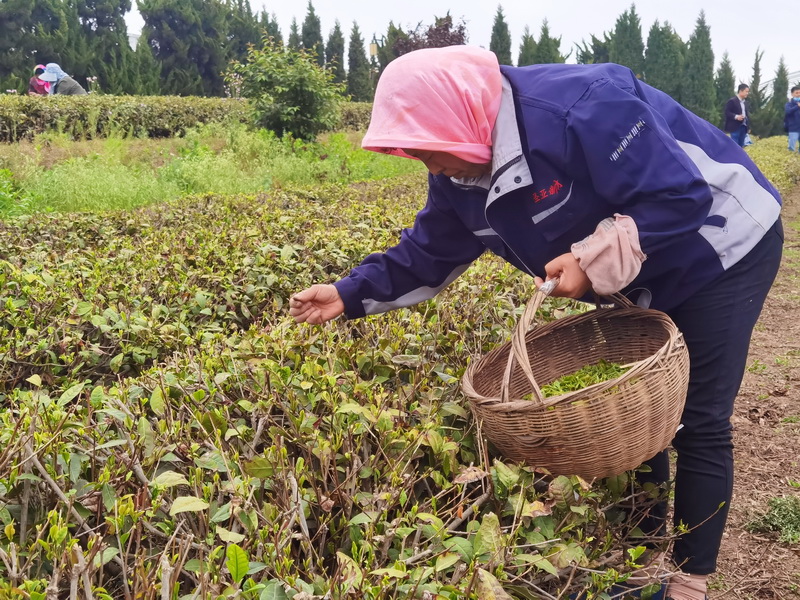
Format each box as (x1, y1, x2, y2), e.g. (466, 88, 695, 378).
(570, 214, 647, 295)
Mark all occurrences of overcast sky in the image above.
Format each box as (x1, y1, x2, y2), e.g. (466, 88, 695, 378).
(126, 1, 798, 87)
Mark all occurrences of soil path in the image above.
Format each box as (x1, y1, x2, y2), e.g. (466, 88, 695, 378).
(712, 187, 800, 598)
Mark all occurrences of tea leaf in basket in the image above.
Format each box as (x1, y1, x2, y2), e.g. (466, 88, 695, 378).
(528, 360, 629, 399)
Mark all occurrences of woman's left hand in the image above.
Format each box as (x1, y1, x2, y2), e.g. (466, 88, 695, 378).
(534, 253, 592, 298)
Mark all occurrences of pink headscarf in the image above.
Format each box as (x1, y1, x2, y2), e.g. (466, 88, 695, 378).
(361, 46, 502, 164)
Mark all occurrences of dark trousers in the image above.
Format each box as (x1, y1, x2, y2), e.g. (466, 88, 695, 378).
(639, 218, 784, 575)
(729, 123, 748, 147)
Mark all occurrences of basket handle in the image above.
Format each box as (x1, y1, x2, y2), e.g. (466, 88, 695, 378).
(499, 279, 634, 405)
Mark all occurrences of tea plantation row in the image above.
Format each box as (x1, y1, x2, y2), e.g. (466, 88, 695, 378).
(0, 138, 798, 599)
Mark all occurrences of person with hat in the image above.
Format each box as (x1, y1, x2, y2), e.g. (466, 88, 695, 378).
(38, 63, 87, 96)
(288, 46, 783, 599)
(28, 65, 51, 96)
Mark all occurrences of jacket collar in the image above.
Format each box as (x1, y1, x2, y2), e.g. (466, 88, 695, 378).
(450, 75, 533, 206)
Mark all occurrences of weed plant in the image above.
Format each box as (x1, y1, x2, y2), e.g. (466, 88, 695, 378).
(0, 123, 423, 216)
(747, 495, 800, 544)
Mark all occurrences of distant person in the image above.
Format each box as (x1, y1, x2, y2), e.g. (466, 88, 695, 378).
(785, 86, 800, 152)
(724, 84, 749, 147)
(38, 63, 87, 96)
(28, 65, 50, 96)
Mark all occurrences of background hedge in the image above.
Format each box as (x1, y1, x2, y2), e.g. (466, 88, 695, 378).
(0, 95, 373, 142)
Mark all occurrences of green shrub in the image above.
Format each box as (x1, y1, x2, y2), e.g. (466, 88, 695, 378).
(747, 495, 800, 543)
(339, 101, 373, 130)
(0, 94, 250, 142)
(226, 38, 345, 140)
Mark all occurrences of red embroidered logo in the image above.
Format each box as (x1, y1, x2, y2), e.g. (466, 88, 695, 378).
(533, 179, 563, 202)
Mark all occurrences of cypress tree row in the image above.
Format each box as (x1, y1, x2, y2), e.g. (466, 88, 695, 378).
(609, 4, 644, 77)
(489, 6, 512, 66)
(301, 1, 324, 66)
(681, 11, 718, 125)
(346, 22, 372, 102)
(132, 33, 161, 95)
(325, 21, 346, 84)
(644, 20, 684, 101)
(1, 0, 796, 126)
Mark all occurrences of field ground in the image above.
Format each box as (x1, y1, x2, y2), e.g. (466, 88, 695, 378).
(713, 185, 800, 598)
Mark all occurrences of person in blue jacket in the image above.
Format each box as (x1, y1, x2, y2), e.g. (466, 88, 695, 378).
(785, 86, 800, 152)
(289, 46, 783, 600)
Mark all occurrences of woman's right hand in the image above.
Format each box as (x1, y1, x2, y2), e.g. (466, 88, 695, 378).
(289, 284, 345, 324)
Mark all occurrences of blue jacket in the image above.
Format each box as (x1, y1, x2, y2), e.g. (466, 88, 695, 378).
(785, 99, 800, 133)
(334, 63, 781, 317)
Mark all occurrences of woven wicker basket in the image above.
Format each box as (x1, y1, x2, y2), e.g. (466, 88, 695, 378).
(462, 285, 690, 479)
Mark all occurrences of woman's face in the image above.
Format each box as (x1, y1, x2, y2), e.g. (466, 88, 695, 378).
(403, 149, 491, 179)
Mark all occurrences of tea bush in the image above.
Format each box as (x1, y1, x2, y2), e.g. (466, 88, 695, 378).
(0, 95, 251, 142)
(745, 135, 800, 195)
(0, 176, 667, 599)
(338, 102, 373, 131)
(1, 137, 793, 598)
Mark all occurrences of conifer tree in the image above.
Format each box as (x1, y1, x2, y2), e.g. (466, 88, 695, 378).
(681, 11, 717, 124)
(59, 0, 93, 88)
(260, 11, 282, 45)
(609, 4, 644, 77)
(532, 20, 567, 64)
(138, 0, 229, 96)
(644, 20, 684, 101)
(346, 22, 372, 101)
(714, 52, 736, 127)
(489, 5, 512, 66)
(301, 1, 324, 66)
(758, 57, 790, 137)
(75, 0, 135, 93)
(225, 0, 261, 65)
(576, 33, 612, 65)
(132, 32, 161, 94)
(325, 21, 346, 84)
(0, 0, 67, 92)
(517, 26, 537, 67)
(746, 49, 766, 136)
(376, 22, 407, 74)
(288, 18, 301, 50)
